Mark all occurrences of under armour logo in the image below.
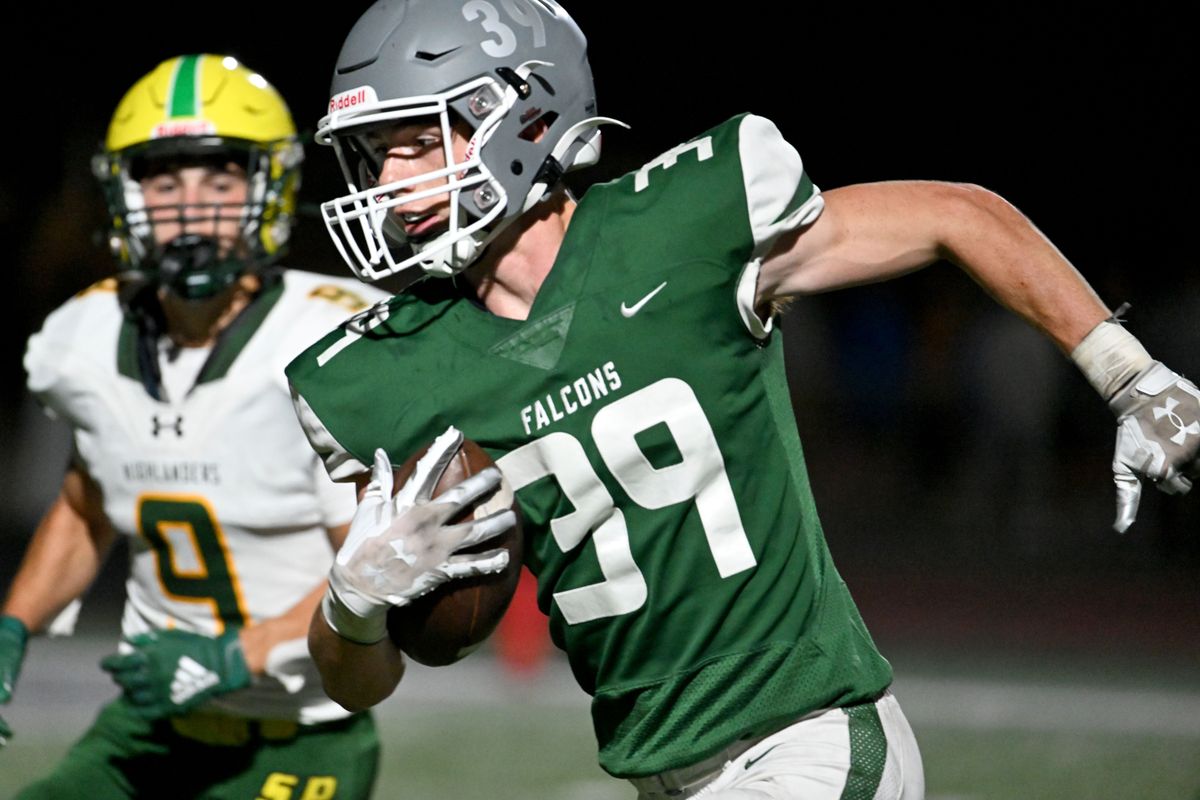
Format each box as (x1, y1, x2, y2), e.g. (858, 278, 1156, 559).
(170, 656, 219, 704)
(1153, 397, 1200, 445)
(152, 415, 184, 438)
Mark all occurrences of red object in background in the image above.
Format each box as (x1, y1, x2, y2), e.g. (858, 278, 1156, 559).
(494, 567, 551, 678)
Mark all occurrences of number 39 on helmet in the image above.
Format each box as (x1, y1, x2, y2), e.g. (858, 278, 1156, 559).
(317, 0, 625, 283)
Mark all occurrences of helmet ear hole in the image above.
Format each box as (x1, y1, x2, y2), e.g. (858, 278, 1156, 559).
(519, 112, 557, 143)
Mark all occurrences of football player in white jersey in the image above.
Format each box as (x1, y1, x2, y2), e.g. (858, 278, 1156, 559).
(0, 55, 387, 799)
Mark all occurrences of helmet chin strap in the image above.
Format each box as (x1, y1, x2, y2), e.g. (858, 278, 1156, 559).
(416, 235, 478, 279)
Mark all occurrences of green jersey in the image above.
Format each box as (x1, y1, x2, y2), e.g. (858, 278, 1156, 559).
(287, 114, 892, 777)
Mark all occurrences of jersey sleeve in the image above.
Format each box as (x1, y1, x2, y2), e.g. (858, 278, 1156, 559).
(608, 113, 823, 339)
(311, 453, 359, 527)
(730, 114, 824, 338)
(734, 114, 825, 257)
(290, 381, 373, 483)
(24, 283, 124, 431)
(287, 296, 435, 484)
(621, 113, 822, 261)
(276, 272, 396, 484)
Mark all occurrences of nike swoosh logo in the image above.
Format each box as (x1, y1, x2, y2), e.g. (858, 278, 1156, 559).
(620, 281, 667, 318)
(744, 744, 781, 770)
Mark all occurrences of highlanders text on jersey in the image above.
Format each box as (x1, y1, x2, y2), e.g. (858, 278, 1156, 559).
(288, 115, 893, 774)
(25, 270, 388, 724)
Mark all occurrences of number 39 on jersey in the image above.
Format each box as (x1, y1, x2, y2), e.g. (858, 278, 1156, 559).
(500, 377, 755, 624)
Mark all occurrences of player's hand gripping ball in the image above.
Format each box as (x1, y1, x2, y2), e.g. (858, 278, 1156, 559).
(386, 436, 523, 666)
(322, 426, 522, 658)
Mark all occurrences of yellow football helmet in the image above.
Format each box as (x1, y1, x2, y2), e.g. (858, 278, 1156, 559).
(94, 54, 303, 299)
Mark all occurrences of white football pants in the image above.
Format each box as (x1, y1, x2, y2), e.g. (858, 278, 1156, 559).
(630, 692, 924, 800)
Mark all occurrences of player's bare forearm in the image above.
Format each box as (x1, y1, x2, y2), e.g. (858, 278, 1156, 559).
(928, 183, 1108, 351)
(308, 605, 405, 712)
(759, 181, 1109, 352)
(2, 468, 115, 632)
(235, 521, 354, 675)
(237, 580, 329, 675)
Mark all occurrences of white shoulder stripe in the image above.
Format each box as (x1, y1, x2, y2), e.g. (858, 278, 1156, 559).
(290, 389, 369, 482)
(738, 114, 825, 256)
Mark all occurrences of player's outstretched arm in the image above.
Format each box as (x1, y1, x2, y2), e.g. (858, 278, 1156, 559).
(1, 466, 117, 746)
(757, 180, 1197, 530)
(757, 180, 1109, 351)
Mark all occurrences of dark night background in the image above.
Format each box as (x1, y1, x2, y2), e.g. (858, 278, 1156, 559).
(1, 4, 1196, 665)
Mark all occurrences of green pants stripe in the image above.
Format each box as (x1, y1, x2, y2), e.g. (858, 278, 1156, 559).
(840, 702, 886, 800)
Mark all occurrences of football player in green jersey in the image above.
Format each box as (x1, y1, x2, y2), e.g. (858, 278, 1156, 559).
(287, 2, 1200, 798)
(2, 55, 387, 798)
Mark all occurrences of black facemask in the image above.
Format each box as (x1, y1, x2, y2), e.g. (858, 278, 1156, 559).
(154, 234, 243, 300)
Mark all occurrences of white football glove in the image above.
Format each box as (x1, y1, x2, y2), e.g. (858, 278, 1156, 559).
(322, 427, 515, 644)
(1108, 363, 1200, 533)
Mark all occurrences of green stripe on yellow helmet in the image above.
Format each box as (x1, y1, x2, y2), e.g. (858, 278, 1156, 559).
(105, 54, 295, 152)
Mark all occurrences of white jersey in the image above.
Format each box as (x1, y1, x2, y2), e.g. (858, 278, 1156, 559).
(24, 270, 389, 724)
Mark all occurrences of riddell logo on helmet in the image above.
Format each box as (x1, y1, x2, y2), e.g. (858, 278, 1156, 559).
(329, 86, 378, 113)
(458, 135, 481, 180)
(152, 120, 216, 139)
(463, 136, 479, 164)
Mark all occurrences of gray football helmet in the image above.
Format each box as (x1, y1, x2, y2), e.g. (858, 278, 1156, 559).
(317, 0, 619, 282)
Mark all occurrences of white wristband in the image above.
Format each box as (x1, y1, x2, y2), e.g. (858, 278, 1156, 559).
(1071, 320, 1153, 400)
(321, 586, 388, 646)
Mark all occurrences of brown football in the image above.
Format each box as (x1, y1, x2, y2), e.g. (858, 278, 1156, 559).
(385, 437, 523, 667)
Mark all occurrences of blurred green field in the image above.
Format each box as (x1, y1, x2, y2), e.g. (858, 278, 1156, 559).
(3, 636, 1198, 800)
(916, 728, 1200, 800)
(369, 709, 1200, 800)
(5, 703, 1199, 799)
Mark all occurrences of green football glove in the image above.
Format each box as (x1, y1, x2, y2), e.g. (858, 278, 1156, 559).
(100, 629, 251, 719)
(0, 615, 29, 748)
